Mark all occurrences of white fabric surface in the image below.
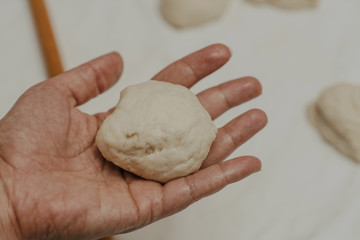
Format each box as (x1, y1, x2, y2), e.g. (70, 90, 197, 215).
(0, 0, 360, 239)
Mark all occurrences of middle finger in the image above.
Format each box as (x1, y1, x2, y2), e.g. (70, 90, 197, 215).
(197, 76, 262, 120)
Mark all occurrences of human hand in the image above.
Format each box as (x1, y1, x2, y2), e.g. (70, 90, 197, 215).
(0, 44, 267, 240)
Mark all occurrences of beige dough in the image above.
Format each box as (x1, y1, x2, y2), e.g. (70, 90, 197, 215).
(96, 80, 217, 183)
(248, 0, 317, 9)
(160, 0, 229, 28)
(308, 83, 360, 162)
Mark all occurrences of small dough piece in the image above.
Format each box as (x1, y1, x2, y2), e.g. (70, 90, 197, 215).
(160, 0, 229, 28)
(96, 80, 217, 183)
(308, 83, 360, 162)
(248, 0, 317, 9)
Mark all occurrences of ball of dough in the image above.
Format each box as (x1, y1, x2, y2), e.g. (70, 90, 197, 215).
(96, 80, 217, 183)
(160, 0, 229, 28)
(248, 0, 317, 9)
(308, 83, 360, 162)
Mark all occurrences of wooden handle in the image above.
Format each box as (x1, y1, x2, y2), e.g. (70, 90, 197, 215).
(29, 0, 63, 77)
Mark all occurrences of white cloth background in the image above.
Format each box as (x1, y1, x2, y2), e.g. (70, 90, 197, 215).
(0, 1, 359, 239)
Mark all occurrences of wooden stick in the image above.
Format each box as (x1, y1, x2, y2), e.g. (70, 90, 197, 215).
(29, 0, 63, 77)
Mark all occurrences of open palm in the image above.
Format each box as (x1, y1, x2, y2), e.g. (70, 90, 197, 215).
(0, 44, 267, 240)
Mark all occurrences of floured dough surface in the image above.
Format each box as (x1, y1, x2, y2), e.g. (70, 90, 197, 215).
(248, 0, 317, 9)
(308, 83, 360, 162)
(96, 80, 217, 183)
(160, 0, 229, 28)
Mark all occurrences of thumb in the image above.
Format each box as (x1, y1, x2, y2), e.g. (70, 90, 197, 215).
(47, 52, 123, 107)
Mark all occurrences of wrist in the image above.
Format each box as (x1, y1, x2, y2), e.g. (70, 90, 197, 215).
(0, 158, 20, 240)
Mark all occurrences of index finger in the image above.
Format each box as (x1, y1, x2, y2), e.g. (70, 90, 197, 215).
(152, 44, 231, 88)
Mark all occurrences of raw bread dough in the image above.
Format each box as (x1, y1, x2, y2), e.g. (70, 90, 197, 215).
(308, 83, 360, 162)
(248, 0, 317, 9)
(96, 80, 217, 182)
(160, 0, 229, 28)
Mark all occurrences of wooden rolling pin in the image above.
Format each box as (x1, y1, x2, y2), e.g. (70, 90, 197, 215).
(29, 0, 63, 77)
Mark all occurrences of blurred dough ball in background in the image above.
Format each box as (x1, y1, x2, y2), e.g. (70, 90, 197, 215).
(308, 83, 360, 163)
(160, 0, 229, 28)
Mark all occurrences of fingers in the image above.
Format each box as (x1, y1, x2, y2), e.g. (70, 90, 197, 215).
(202, 109, 267, 168)
(162, 156, 261, 215)
(47, 52, 123, 107)
(95, 76, 262, 125)
(152, 44, 231, 88)
(197, 77, 262, 120)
